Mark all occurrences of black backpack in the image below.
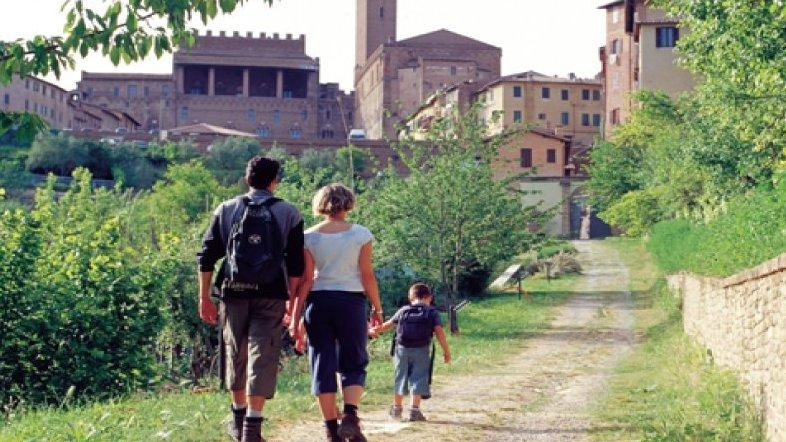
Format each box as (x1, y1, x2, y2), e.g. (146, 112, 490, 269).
(221, 196, 284, 295)
(396, 304, 435, 348)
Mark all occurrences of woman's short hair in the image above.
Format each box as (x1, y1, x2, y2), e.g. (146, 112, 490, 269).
(408, 283, 432, 300)
(245, 156, 280, 189)
(312, 183, 355, 216)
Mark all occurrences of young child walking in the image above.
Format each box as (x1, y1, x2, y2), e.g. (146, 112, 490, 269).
(370, 283, 451, 422)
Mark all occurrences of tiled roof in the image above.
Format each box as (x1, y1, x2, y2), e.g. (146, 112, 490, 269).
(597, 0, 624, 9)
(395, 29, 499, 50)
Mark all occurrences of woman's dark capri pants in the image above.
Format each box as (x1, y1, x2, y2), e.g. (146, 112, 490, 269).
(303, 290, 369, 394)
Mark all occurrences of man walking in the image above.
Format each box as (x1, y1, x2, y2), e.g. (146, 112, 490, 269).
(197, 156, 304, 442)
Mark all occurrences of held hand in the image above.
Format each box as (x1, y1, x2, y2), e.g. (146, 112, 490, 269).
(369, 311, 383, 329)
(443, 352, 452, 364)
(199, 297, 218, 326)
(282, 301, 292, 326)
(293, 324, 307, 354)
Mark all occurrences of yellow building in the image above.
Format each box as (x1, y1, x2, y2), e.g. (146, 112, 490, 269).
(475, 71, 603, 147)
(599, 0, 695, 136)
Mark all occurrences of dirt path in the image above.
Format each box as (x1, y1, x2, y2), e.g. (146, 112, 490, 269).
(271, 240, 634, 442)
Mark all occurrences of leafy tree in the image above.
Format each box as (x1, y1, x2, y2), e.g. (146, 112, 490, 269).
(659, 0, 786, 170)
(365, 106, 546, 305)
(202, 136, 263, 185)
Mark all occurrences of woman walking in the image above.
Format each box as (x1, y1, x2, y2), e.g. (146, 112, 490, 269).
(290, 183, 383, 442)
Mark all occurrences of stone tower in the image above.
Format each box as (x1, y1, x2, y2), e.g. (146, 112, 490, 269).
(355, 0, 396, 76)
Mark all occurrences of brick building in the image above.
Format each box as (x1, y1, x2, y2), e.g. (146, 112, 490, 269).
(0, 76, 73, 129)
(354, 0, 501, 140)
(598, 0, 695, 136)
(76, 31, 353, 143)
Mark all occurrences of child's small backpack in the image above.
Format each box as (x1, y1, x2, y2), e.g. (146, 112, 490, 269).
(396, 304, 435, 347)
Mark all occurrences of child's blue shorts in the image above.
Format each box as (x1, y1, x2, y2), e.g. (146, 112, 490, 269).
(393, 345, 431, 396)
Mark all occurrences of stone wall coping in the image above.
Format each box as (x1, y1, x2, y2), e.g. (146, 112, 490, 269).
(722, 253, 786, 288)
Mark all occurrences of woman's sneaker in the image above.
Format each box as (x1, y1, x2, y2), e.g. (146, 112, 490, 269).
(337, 413, 367, 442)
(408, 408, 427, 422)
(389, 405, 403, 420)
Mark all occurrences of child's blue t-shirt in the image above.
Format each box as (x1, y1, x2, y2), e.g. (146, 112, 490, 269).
(391, 303, 442, 348)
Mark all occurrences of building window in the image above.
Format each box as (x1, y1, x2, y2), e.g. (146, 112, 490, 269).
(610, 38, 622, 54)
(581, 113, 590, 126)
(33, 82, 39, 92)
(25, 99, 29, 110)
(42, 85, 47, 96)
(301, 110, 308, 121)
(450, 66, 457, 76)
(180, 106, 189, 121)
(488, 89, 495, 101)
(513, 110, 522, 123)
(290, 127, 302, 138)
(144, 86, 150, 97)
(50, 109, 55, 118)
(538, 112, 546, 120)
(612, 9, 620, 23)
(256, 126, 270, 138)
(283, 90, 293, 99)
(162, 85, 171, 98)
(520, 148, 532, 168)
(611, 108, 621, 125)
(321, 128, 335, 139)
(592, 113, 602, 127)
(513, 86, 522, 98)
(325, 109, 331, 120)
(246, 108, 256, 122)
(547, 149, 556, 163)
(113, 87, 120, 97)
(25, 79, 30, 89)
(581, 89, 590, 100)
(656, 26, 680, 48)
(593, 90, 601, 101)
(273, 110, 281, 123)
(2, 93, 9, 105)
(541, 87, 550, 99)
(379, 6, 384, 18)
(127, 84, 138, 97)
(561, 112, 570, 125)
(561, 89, 569, 101)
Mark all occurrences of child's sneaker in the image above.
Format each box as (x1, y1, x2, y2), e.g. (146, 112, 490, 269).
(408, 408, 426, 422)
(389, 405, 403, 420)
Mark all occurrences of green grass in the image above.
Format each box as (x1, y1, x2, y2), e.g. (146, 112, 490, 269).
(0, 288, 567, 441)
(648, 180, 786, 277)
(592, 238, 764, 442)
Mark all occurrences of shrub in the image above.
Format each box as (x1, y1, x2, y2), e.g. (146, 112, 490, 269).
(0, 171, 167, 406)
(600, 187, 669, 237)
(649, 177, 786, 276)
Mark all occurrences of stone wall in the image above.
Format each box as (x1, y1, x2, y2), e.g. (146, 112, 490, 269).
(667, 254, 786, 442)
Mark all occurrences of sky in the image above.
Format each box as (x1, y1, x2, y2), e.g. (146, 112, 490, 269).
(1, 0, 607, 92)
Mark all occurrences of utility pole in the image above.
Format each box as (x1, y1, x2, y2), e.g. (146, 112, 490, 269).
(336, 96, 354, 190)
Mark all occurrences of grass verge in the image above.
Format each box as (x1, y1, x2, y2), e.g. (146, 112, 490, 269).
(0, 286, 567, 441)
(591, 238, 764, 442)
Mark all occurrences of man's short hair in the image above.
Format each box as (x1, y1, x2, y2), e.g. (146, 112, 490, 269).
(312, 183, 355, 216)
(245, 156, 280, 190)
(408, 283, 432, 300)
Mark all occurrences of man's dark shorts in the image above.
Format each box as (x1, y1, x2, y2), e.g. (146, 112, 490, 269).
(221, 297, 286, 398)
